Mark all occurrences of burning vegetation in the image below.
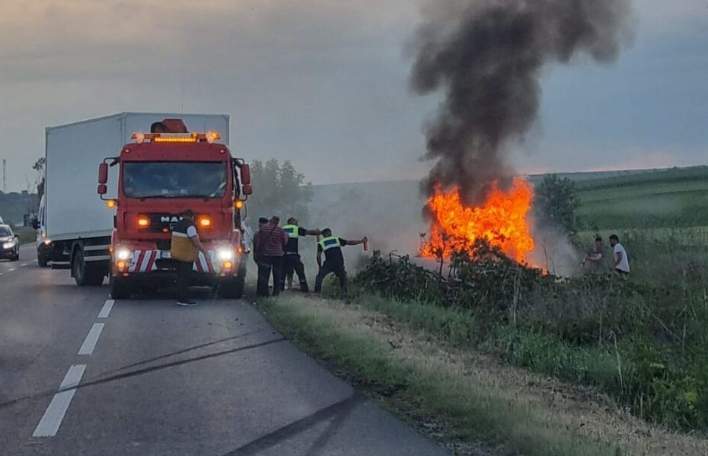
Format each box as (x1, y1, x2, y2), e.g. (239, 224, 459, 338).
(421, 178, 535, 264)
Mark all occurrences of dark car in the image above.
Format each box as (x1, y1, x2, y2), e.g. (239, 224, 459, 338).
(0, 224, 20, 261)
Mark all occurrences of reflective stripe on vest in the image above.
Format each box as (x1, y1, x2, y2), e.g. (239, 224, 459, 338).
(318, 236, 341, 251)
(283, 224, 299, 238)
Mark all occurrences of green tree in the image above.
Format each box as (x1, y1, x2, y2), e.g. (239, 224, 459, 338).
(32, 157, 46, 197)
(534, 174, 580, 235)
(247, 159, 313, 223)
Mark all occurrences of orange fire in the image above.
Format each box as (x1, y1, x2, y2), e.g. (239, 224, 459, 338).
(421, 178, 535, 263)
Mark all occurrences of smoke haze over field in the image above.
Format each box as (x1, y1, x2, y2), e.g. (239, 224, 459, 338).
(411, 0, 634, 203)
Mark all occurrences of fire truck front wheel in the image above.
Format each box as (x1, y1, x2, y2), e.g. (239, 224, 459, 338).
(72, 248, 105, 287)
(110, 275, 132, 299)
(218, 274, 244, 299)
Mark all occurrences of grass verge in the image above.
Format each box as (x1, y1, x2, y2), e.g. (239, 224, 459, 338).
(259, 294, 628, 456)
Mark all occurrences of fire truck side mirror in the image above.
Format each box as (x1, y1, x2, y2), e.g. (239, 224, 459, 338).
(242, 184, 253, 196)
(97, 184, 107, 195)
(98, 162, 108, 184)
(240, 163, 251, 186)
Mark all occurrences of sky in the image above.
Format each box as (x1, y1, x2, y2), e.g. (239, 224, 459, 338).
(0, 0, 707, 192)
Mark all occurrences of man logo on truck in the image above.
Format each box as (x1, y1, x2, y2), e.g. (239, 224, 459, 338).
(160, 216, 183, 224)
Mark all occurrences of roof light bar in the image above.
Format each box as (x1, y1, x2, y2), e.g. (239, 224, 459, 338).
(131, 131, 221, 144)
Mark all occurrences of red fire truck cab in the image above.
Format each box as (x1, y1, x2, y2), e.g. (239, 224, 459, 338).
(97, 119, 252, 299)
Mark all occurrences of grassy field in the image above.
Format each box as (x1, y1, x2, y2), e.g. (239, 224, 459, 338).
(575, 166, 708, 230)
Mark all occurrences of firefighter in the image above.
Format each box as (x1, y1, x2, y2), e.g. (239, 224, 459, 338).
(281, 217, 320, 292)
(314, 228, 367, 295)
(170, 210, 208, 306)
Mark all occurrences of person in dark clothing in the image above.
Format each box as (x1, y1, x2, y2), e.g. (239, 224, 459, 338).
(170, 210, 208, 306)
(252, 217, 270, 296)
(254, 216, 288, 297)
(281, 217, 321, 292)
(150, 121, 168, 133)
(314, 228, 366, 295)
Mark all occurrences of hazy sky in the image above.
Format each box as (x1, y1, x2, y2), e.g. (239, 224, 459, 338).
(1, 0, 707, 192)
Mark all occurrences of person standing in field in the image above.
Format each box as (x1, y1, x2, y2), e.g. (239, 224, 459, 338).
(609, 234, 630, 275)
(583, 235, 606, 272)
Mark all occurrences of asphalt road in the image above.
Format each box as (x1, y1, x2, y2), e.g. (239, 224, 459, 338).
(0, 244, 448, 456)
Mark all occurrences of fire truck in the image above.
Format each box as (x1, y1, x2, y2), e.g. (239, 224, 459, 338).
(96, 117, 251, 299)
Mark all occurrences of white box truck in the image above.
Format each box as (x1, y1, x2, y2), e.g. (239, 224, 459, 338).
(40, 113, 230, 286)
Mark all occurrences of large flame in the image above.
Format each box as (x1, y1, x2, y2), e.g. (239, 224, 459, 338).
(421, 178, 535, 263)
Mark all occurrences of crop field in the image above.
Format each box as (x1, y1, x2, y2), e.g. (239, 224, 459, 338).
(574, 166, 708, 231)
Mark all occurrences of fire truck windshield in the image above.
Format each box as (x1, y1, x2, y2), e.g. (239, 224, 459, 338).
(123, 162, 227, 198)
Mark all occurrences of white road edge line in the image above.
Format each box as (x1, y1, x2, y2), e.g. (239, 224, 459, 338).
(32, 365, 87, 437)
(77, 323, 105, 356)
(97, 299, 115, 319)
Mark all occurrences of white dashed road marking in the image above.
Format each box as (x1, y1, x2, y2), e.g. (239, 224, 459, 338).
(98, 299, 115, 319)
(34, 297, 113, 438)
(78, 323, 105, 356)
(8, 268, 16, 272)
(33, 365, 87, 437)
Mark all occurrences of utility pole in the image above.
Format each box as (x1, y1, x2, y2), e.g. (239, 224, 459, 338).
(2, 159, 6, 193)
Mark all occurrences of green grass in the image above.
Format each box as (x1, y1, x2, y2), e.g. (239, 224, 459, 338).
(259, 295, 622, 456)
(572, 166, 708, 230)
(342, 293, 625, 407)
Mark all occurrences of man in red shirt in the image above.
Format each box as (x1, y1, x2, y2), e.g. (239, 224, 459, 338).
(254, 216, 288, 297)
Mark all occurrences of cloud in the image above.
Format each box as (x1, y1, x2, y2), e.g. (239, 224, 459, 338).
(0, 0, 416, 83)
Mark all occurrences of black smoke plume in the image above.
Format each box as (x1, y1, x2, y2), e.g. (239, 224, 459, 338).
(411, 0, 633, 204)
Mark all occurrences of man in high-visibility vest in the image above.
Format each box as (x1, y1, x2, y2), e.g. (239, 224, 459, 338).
(314, 228, 367, 294)
(281, 217, 320, 292)
(170, 210, 208, 306)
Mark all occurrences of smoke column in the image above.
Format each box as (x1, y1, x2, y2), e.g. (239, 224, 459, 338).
(411, 0, 633, 203)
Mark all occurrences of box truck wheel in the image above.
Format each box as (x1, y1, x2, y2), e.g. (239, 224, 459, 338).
(110, 275, 132, 299)
(37, 251, 49, 267)
(72, 247, 104, 286)
(218, 273, 244, 299)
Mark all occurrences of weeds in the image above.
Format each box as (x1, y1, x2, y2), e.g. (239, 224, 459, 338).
(353, 241, 708, 432)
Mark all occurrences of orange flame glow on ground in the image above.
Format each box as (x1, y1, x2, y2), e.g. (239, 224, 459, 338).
(421, 178, 535, 263)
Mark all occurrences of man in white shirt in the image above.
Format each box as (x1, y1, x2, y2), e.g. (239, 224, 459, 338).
(609, 234, 630, 275)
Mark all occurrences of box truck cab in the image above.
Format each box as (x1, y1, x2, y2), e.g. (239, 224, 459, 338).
(98, 119, 252, 299)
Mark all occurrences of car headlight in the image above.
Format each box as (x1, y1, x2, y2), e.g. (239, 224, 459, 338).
(116, 248, 131, 261)
(43, 239, 52, 245)
(217, 248, 234, 261)
(3, 241, 15, 249)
